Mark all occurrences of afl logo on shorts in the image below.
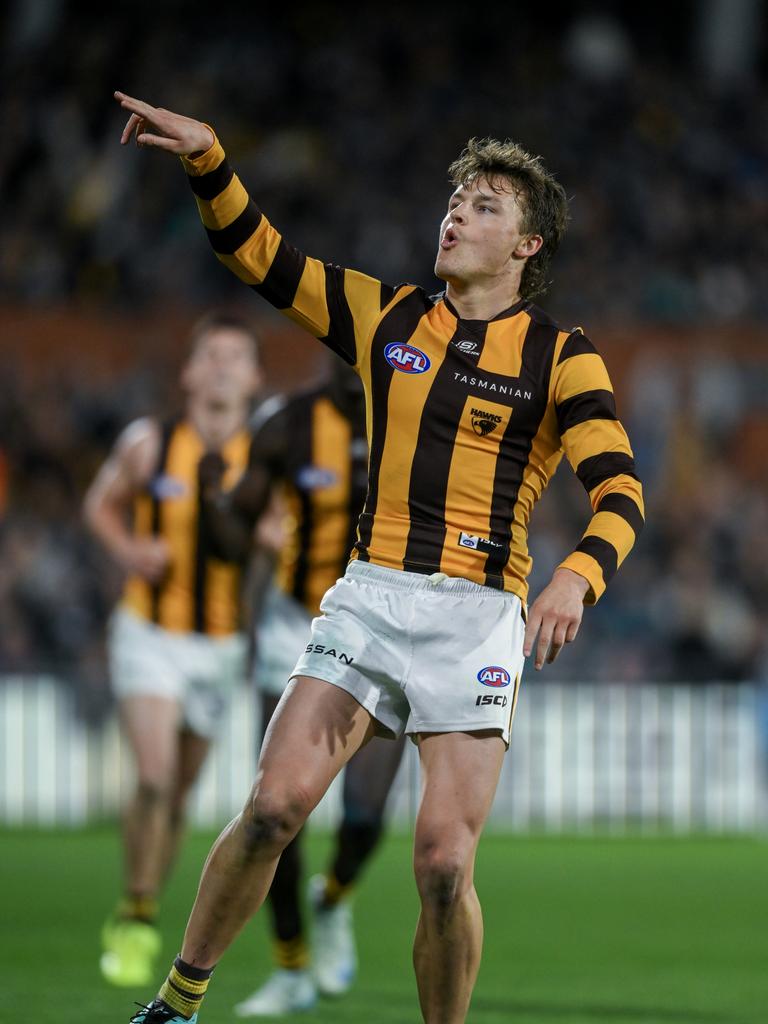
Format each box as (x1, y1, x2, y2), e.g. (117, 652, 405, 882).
(383, 342, 431, 374)
(477, 666, 511, 688)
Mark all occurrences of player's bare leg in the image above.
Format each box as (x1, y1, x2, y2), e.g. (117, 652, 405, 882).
(160, 728, 212, 884)
(101, 696, 182, 986)
(178, 676, 375, 968)
(412, 730, 506, 1024)
(120, 695, 183, 899)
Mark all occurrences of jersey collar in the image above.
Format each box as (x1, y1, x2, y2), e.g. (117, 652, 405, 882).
(437, 292, 529, 326)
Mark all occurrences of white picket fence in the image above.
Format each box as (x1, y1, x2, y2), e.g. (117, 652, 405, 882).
(1, 676, 766, 831)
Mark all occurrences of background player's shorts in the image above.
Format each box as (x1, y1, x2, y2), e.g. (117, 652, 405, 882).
(108, 605, 246, 739)
(253, 585, 313, 696)
(290, 561, 525, 745)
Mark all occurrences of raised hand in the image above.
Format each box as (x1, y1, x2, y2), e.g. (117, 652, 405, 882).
(114, 91, 214, 156)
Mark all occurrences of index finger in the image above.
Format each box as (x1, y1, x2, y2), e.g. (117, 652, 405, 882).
(114, 91, 157, 119)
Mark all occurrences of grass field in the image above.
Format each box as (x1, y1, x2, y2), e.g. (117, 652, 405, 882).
(4, 827, 767, 1023)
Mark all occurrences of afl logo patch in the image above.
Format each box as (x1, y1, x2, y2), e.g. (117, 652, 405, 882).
(477, 666, 511, 688)
(383, 342, 431, 374)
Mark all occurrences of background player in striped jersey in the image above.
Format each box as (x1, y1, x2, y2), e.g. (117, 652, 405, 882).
(114, 94, 644, 1024)
(200, 358, 406, 1016)
(84, 312, 262, 987)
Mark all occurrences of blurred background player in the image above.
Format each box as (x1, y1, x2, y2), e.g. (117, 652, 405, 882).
(83, 312, 263, 986)
(199, 358, 406, 1017)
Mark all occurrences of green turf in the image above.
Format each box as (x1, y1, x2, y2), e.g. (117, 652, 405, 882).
(3, 827, 767, 1023)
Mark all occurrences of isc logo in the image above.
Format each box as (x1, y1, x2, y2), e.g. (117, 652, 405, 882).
(476, 694, 508, 707)
(477, 666, 511, 688)
(383, 342, 431, 374)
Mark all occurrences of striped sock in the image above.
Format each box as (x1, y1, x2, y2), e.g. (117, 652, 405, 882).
(322, 873, 352, 908)
(158, 956, 214, 1019)
(274, 936, 309, 971)
(118, 894, 158, 924)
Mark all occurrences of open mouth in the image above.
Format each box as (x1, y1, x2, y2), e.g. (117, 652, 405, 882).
(440, 226, 458, 249)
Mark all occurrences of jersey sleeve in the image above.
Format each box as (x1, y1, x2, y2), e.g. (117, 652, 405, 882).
(551, 331, 645, 604)
(181, 134, 397, 368)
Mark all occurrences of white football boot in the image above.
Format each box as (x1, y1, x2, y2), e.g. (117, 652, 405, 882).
(233, 969, 317, 1017)
(308, 874, 358, 996)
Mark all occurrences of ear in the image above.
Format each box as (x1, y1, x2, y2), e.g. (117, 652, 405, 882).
(514, 234, 543, 259)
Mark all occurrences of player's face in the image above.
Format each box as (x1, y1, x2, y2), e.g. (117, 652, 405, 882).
(182, 328, 262, 406)
(434, 175, 542, 287)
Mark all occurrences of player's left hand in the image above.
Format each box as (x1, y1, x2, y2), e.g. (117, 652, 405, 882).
(523, 568, 590, 670)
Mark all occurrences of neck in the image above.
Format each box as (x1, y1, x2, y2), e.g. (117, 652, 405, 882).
(187, 397, 246, 450)
(444, 276, 522, 322)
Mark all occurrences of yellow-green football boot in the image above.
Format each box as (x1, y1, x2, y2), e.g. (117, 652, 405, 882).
(100, 916, 161, 987)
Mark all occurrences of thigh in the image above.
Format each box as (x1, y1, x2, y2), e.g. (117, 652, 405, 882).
(415, 731, 506, 849)
(120, 695, 181, 782)
(289, 573, 411, 739)
(256, 676, 377, 812)
(407, 590, 525, 746)
(344, 733, 406, 818)
(259, 693, 281, 744)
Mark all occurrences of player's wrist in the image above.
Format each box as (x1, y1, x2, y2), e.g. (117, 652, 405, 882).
(552, 566, 590, 597)
(189, 124, 215, 158)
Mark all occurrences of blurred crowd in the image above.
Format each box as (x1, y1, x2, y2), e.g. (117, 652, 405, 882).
(2, 4, 767, 322)
(0, 356, 172, 718)
(2, 3, 768, 707)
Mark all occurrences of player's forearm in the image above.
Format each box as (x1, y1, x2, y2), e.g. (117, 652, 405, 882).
(180, 134, 296, 299)
(179, 133, 365, 355)
(83, 498, 135, 570)
(558, 471, 644, 604)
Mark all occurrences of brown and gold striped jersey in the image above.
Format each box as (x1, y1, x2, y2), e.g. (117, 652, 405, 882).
(249, 386, 368, 616)
(181, 138, 643, 604)
(122, 418, 252, 634)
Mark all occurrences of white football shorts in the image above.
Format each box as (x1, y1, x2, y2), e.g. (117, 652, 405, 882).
(108, 605, 247, 739)
(253, 585, 314, 696)
(290, 561, 525, 745)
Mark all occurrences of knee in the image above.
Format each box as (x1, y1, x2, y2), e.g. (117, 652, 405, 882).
(135, 777, 173, 808)
(414, 835, 475, 915)
(415, 852, 465, 912)
(240, 786, 313, 857)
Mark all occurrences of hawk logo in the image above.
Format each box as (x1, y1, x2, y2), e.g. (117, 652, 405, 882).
(384, 342, 431, 374)
(471, 407, 503, 437)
